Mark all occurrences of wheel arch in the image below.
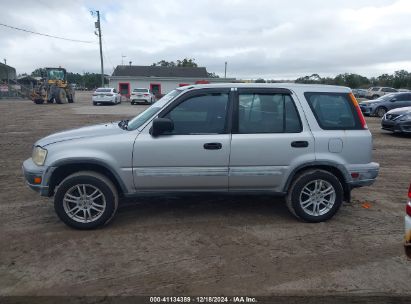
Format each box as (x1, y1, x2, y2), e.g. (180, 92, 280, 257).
(283, 162, 351, 202)
(48, 160, 128, 198)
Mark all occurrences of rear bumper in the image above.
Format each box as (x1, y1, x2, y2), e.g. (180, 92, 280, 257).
(130, 97, 151, 103)
(22, 158, 56, 197)
(346, 162, 379, 188)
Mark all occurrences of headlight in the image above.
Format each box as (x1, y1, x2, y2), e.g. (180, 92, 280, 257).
(32, 146, 48, 166)
(399, 113, 411, 121)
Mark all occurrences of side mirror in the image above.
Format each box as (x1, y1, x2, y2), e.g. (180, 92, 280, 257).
(150, 118, 174, 136)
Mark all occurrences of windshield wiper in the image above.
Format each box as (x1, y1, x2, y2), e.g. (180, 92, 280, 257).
(118, 119, 129, 130)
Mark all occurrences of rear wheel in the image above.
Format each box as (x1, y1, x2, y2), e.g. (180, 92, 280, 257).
(286, 169, 343, 222)
(34, 99, 45, 104)
(376, 107, 387, 118)
(54, 171, 119, 229)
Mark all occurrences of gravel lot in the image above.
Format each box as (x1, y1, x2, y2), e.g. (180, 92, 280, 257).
(0, 91, 410, 297)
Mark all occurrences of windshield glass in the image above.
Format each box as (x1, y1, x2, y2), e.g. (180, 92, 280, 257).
(47, 69, 65, 80)
(96, 88, 112, 93)
(376, 93, 395, 101)
(133, 89, 148, 93)
(127, 89, 182, 130)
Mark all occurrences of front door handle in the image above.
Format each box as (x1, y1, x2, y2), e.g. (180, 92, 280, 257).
(291, 141, 309, 148)
(203, 142, 222, 150)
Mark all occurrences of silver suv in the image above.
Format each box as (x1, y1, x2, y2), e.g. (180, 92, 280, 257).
(366, 87, 398, 99)
(22, 84, 379, 229)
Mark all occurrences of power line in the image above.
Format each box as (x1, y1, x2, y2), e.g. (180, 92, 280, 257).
(0, 22, 95, 44)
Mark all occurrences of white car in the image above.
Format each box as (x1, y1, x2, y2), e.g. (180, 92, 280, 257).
(405, 183, 411, 258)
(130, 88, 155, 105)
(92, 88, 121, 105)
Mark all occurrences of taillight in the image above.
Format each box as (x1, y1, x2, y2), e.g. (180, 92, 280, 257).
(406, 184, 411, 216)
(408, 184, 411, 199)
(143, 94, 149, 96)
(349, 93, 368, 129)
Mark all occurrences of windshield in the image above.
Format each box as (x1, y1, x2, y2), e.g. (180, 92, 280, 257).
(96, 88, 112, 93)
(47, 69, 65, 80)
(133, 89, 148, 93)
(127, 89, 182, 130)
(376, 93, 396, 101)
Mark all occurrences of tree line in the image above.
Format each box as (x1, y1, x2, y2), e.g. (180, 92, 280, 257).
(293, 70, 411, 89)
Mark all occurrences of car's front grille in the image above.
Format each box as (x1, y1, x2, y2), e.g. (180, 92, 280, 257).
(385, 113, 400, 120)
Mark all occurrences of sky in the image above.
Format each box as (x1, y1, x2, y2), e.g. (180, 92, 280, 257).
(1, 0, 411, 79)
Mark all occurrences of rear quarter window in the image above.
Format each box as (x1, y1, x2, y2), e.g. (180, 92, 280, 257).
(304, 92, 362, 130)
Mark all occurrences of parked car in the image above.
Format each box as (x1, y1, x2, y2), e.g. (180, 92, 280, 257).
(22, 83, 379, 229)
(366, 87, 398, 99)
(352, 88, 367, 98)
(398, 89, 410, 92)
(381, 106, 411, 133)
(92, 88, 121, 105)
(130, 88, 155, 105)
(359, 92, 411, 117)
(405, 184, 411, 258)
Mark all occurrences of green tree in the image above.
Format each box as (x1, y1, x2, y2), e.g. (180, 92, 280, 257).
(31, 68, 46, 77)
(207, 72, 220, 78)
(151, 58, 198, 68)
(176, 58, 198, 67)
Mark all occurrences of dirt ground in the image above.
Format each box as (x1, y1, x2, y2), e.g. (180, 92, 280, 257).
(0, 91, 410, 297)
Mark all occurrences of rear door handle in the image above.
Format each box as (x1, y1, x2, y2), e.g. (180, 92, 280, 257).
(291, 141, 309, 148)
(203, 142, 222, 150)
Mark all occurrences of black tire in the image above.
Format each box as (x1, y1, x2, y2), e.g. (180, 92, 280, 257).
(34, 99, 44, 104)
(55, 88, 68, 104)
(93, 102, 97, 106)
(54, 171, 119, 229)
(376, 107, 387, 118)
(286, 169, 343, 223)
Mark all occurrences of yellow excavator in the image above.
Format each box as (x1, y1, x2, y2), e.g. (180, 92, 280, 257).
(31, 67, 75, 104)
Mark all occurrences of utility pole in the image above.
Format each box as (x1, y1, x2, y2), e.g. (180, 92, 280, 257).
(4, 58, 9, 91)
(95, 11, 104, 87)
(122, 54, 126, 66)
(224, 61, 227, 78)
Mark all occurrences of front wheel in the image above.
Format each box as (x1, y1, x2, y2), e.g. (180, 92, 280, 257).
(54, 171, 119, 229)
(376, 107, 387, 118)
(286, 169, 343, 222)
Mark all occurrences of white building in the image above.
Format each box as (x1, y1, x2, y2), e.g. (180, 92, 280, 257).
(108, 65, 235, 98)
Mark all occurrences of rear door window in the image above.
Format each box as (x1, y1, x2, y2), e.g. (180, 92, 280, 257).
(304, 93, 362, 130)
(237, 93, 302, 133)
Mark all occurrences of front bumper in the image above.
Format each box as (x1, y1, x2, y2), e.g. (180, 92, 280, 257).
(381, 118, 411, 133)
(22, 158, 56, 197)
(346, 162, 379, 188)
(359, 105, 375, 116)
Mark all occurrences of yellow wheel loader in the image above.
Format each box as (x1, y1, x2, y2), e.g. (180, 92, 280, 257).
(31, 67, 75, 104)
